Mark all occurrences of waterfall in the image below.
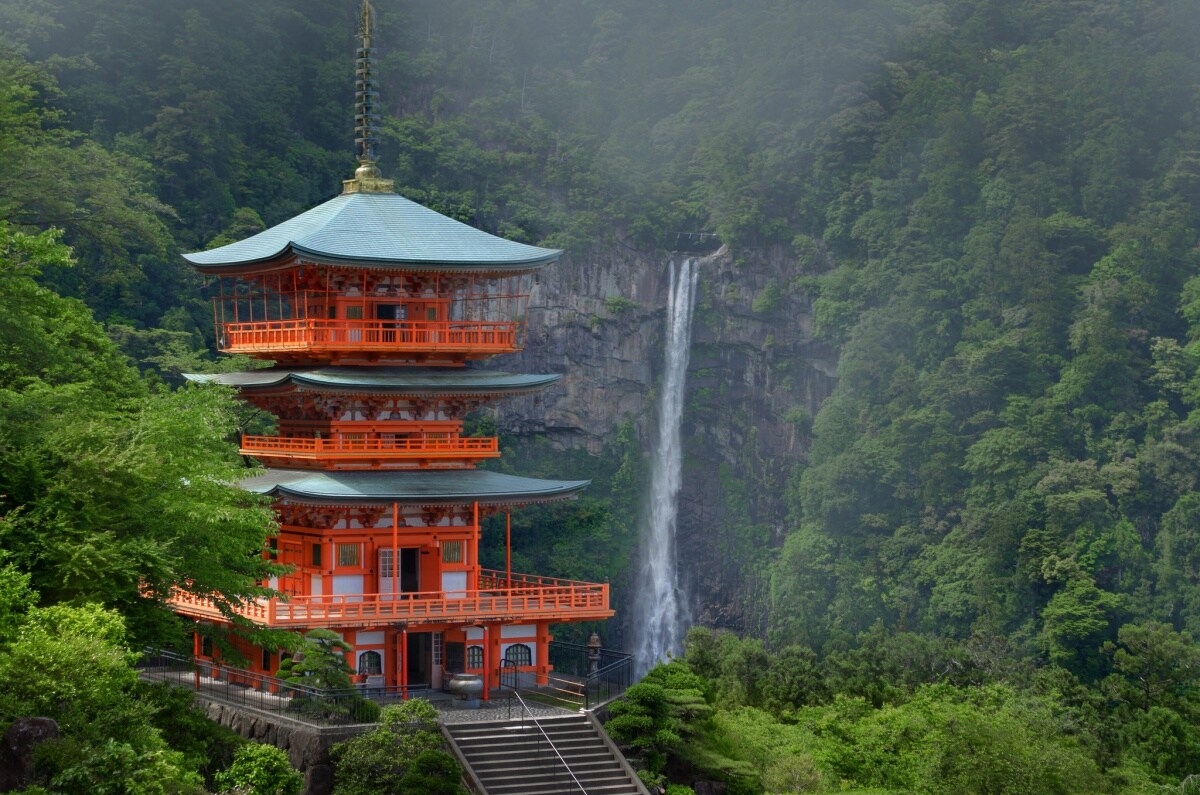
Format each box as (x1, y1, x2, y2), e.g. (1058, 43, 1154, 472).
(633, 257, 699, 676)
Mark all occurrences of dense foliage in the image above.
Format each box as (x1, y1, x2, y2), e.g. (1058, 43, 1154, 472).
(329, 700, 465, 795)
(609, 628, 1200, 794)
(0, 51, 290, 789)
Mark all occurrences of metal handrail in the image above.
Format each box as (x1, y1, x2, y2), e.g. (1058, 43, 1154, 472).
(548, 639, 635, 708)
(501, 663, 586, 795)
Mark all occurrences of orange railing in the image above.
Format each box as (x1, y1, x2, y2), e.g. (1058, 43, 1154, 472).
(167, 575, 612, 628)
(219, 319, 521, 355)
(239, 434, 499, 460)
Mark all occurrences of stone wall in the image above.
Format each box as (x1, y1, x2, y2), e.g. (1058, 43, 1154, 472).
(197, 697, 369, 795)
(494, 243, 837, 639)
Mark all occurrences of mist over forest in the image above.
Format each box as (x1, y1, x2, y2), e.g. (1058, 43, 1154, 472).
(4, 0, 1200, 792)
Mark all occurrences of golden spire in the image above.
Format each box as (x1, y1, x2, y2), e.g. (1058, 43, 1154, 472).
(343, 0, 394, 194)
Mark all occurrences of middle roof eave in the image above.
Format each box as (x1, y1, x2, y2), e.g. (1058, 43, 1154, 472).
(241, 469, 590, 505)
(183, 367, 562, 395)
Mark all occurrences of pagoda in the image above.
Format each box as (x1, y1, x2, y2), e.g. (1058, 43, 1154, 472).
(167, 2, 612, 695)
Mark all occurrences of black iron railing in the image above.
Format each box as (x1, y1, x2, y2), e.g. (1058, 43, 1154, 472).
(138, 649, 413, 726)
(547, 640, 634, 708)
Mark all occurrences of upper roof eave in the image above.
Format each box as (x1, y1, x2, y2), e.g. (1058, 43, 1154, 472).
(185, 246, 558, 275)
(182, 192, 561, 273)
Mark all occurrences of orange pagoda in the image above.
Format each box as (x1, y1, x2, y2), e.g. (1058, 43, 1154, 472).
(168, 2, 612, 696)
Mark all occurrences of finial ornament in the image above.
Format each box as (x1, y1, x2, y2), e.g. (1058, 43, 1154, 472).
(344, 0, 394, 194)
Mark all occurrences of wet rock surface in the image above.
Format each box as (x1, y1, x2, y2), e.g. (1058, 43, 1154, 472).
(0, 717, 59, 792)
(497, 244, 836, 639)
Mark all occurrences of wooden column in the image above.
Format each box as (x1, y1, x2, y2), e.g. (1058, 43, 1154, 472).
(192, 626, 201, 689)
(481, 624, 490, 702)
(400, 626, 409, 700)
(391, 502, 399, 601)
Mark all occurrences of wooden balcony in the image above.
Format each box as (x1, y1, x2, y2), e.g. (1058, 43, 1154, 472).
(167, 570, 612, 629)
(239, 433, 499, 467)
(219, 319, 521, 358)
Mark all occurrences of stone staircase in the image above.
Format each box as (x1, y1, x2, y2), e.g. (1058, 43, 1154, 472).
(443, 712, 647, 794)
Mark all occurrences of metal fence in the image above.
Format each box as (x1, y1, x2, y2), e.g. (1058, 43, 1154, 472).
(138, 649, 410, 726)
(547, 640, 634, 709)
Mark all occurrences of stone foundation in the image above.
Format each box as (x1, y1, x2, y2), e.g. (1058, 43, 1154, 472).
(197, 697, 371, 795)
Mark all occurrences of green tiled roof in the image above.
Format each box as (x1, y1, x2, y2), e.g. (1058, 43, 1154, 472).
(241, 469, 588, 505)
(183, 192, 559, 271)
(184, 367, 560, 395)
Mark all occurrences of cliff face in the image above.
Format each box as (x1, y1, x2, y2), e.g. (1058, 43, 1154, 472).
(494, 245, 838, 638)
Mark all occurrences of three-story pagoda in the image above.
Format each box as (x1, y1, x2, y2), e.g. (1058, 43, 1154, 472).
(167, 2, 612, 695)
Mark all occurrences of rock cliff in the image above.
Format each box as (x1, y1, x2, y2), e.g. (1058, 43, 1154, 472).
(494, 244, 838, 640)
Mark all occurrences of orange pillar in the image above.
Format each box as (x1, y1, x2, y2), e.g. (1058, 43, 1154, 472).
(537, 622, 551, 686)
(391, 502, 399, 601)
(481, 624, 490, 702)
(192, 626, 201, 689)
(472, 501, 480, 585)
(400, 626, 409, 700)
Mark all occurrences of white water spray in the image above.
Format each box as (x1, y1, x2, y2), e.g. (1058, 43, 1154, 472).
(633, 257, 699, 675)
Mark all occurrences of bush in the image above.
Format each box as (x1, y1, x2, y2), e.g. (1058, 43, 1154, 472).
(214, 743, 302, 795)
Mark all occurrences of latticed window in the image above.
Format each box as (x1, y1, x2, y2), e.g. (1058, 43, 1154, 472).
(442, 540, 464, 563)
(467, 645, 484, 669)
(505, 643, 532, 667)
(358, 650, 382, 675)
(337, 543, 361, 567)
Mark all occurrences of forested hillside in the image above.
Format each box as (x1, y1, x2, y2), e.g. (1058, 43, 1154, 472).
(4, 0, 1200, 792)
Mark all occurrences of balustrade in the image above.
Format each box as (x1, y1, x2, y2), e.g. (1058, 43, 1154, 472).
(167, 573, 612, 628)
(239, 433, 499, 461)
(219, 318, 521, 355)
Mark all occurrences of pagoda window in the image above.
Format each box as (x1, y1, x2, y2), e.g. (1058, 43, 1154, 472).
(466, 645, 484, 669)
(311, 543, 323, 567)
(201, 635, 213, 658)
(442, 541, 464, 564)
(505, 643, 532, 667)
(337, 543, 362, 568)
(357, 650, 382, 676)
(261, 648, 273, 671)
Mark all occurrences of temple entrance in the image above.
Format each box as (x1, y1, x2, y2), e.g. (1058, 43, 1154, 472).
(379, 548, 419, 599)
(445, 641, 465, 676)
(406, 632, 432, 688)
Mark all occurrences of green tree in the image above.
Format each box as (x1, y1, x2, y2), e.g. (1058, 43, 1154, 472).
(0, 599, 204, 793)
(214, 743, 302, 795)
(331, 700, 462, 795)
(0, 222, 281, 644)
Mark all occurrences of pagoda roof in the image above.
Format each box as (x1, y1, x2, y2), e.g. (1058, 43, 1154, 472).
(240, 469, 589, 505)
(184, 367, 560, 396)
(183, 192, 560, 273)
